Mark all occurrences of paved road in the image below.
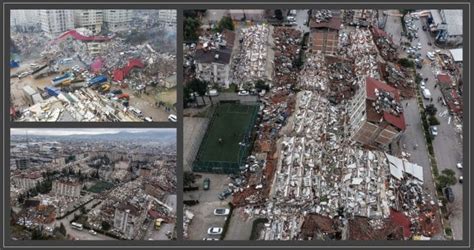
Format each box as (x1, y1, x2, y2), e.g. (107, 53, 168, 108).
(294, 10, 309, 33)
(382, 12, 445, 239)
(224, 207, 254, 240)
(412, 17, 464, 240)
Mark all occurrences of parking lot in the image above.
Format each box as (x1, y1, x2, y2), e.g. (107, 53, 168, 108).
(184, 173, 232, 240)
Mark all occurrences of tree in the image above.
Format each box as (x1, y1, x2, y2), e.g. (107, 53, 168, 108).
(101, 221, 111, 231)
(184, 17, 201, 42)
(428, 116, 440, 126)
(275, 10, 284, 21)
(188, 79, 208, 105)
(216, 16, 234, 32)
(59, 223, 67, 236)
(183, 86, 194, 108)
(184, 171, 195, 187)
(425, 104, 438, 117)
(255, 80, 270, 92)
(437, 169, 456, 188)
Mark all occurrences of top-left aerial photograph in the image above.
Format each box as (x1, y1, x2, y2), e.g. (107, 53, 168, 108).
(9, 9, 177, 122)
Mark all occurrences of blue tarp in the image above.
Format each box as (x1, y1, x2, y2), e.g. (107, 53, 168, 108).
(88, 75, 107, 86)
(10, 60, 19, 68)
(45, 86, 61, 97)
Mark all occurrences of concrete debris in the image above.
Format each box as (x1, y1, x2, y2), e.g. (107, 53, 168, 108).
(311, 9, 334, 23)
(231, 24, 271, 86)
(273, 27, 302, 86)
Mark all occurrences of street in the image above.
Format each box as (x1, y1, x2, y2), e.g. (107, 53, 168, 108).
(383, 11, 464, 239)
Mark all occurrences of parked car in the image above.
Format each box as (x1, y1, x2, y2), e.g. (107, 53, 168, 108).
(444, 187, 455, 202)
(213, 208, 230, 216)
(430, 126, 438, 137)
(218, 188, 232, 200)
(238, 90, 249, 96)
(203, 178, 210, 190)
(206, 89, 219, 96)
(89, 230, 97, 235)
(144, 117, 153, 122)
(207, 227, 223, 235)
(420, 80, 426, 89)
(456, 163, 463, 169)
(168, 114, 177, 122)
(203, 238, 219, 240)
(459, 176, 463, 184)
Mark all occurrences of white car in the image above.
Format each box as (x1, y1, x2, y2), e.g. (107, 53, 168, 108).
(213, 208, 230, 216)
(89, 230, 97, 235)
(426, 52, 436, 61)
(203, 238, 219, 241)
(206, 89, 219, 96)
(420, 81, 426, 89)
(168, 114, 177, 122)
(457, 163, 463, 169)
(207, 227, 223, 235)
(144, 117, 153, 122)
(238, 90, 249, 96)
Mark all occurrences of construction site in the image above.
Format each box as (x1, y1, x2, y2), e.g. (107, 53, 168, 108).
(10, 9, 177, 122)
(183, 9, 464, 241)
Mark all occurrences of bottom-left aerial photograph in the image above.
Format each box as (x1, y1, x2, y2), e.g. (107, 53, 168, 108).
(9, 128, 177, 241)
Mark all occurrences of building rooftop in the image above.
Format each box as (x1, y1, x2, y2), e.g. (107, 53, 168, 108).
(366, 77, 405, 130)
(442, 9, 463, 36)
(309, 16, 342, 30)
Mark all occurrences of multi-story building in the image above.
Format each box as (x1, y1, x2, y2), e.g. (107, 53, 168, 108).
(195, 29, 235, 88)
(104, 9, 132, 32)
(428, 9, 463, 46)
(113, 203, 142, 239)
(11, 10, 40, 27)
(39, 10, 75, 38)
(51, 180, 82, 197)
(158, 10, 177, 24)
(74, 9, 104, 35)
(348, 77, 406, 149)
(12, 172, 43, 190)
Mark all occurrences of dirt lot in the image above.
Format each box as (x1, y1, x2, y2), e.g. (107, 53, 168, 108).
(184, 173, 232, 240)
(183, 117, 209, 172)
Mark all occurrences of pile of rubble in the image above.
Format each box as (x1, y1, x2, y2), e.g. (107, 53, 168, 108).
(298, 51, 329, 91)
(311, 9, 334, 23)
(183, 209, 194, 239)
(339, 28, 380, 80)
(382, 62, 415, 98)
(273, 27, 302, 86)
(327, 58, 358, 103)
(232, 24, 270, 85)
(16, 88, 142, 122)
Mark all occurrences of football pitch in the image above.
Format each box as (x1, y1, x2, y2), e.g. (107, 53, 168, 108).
(197, 103, 258, 163)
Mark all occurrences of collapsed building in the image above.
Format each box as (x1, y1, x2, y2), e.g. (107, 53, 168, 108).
(309, 10, 342, 56)
(232, 24, 271, 87)
(273, 27, 302, 86)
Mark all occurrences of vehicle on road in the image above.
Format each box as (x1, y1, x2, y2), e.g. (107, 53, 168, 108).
(459, 176, 463, 184)
(207, 227, 223, 235)
(218, 188, 232, 200)
(89, 229, 97, 235)
(238, 90, 249, 96)
(426, 52, 436, 61)
(203, 237, 219, 240)
(203, 178, 210, 190)
(206, 89, 219, 96)
(213, 208, 230, 216)
(457, 163, 463, 169)
(430, 126, 438, 137)
(420, 80, 426, 89)
(144, 117, 153, 122)
(71, 222, 83, 231)
(168, 114, 177, 122)
(444, 187, 455, 202)
(422, 88, 431, 99)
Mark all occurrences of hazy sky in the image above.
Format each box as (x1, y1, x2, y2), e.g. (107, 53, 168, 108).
(11, 128, 175, 136)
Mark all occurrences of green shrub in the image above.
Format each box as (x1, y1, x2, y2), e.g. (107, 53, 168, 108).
(399, 58, 415, 68)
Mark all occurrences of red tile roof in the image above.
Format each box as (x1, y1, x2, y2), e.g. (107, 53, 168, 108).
(366, 77, 405, 130)
(366, 77, 400, 101)
(309, 17, 342, 30)
(390, 209, 412, 239)
(437, 74, 452, 85)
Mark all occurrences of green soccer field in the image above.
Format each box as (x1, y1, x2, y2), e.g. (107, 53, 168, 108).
(197, 103, 258, 163)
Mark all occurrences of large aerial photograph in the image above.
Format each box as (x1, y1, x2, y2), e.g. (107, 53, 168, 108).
(10, 128, 177, 240)
(10, 9, 177, 122)
(182, 9, 463, 241)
